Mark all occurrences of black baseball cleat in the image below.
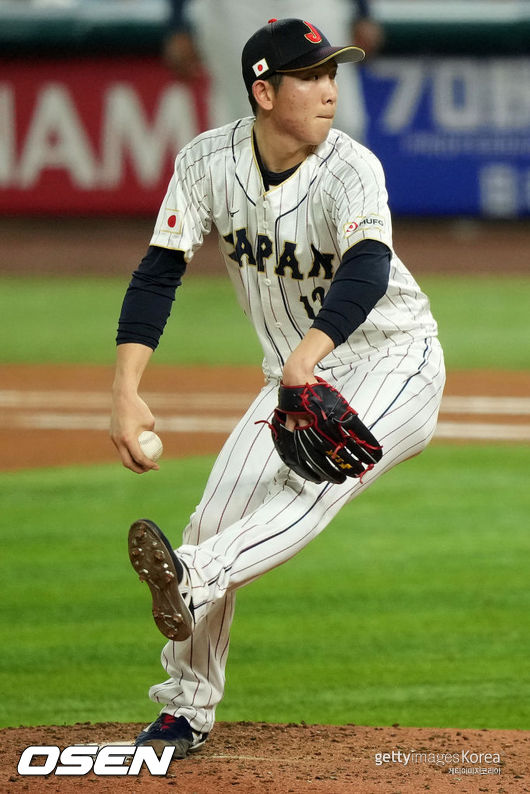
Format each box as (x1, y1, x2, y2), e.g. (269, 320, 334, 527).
(135, 713, 208, 758)
(128, 518, 193, 641)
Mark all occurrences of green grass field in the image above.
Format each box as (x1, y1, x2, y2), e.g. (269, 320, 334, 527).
(1, 449, 529, 730)
(1, 274, 529, 368)
(1, 272, 529, 731)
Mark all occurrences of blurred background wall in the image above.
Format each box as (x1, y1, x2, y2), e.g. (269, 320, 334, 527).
(0, 0, 528, 218)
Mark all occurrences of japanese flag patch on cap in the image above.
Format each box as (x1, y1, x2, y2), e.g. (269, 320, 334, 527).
(253, 57, 269, 77)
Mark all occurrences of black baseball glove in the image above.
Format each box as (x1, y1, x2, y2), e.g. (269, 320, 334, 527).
(269, 377, 382, 485)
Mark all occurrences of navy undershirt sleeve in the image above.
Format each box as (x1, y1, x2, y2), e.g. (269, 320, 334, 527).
(116, 246, 187, 350)
(311, 239, 391, 347)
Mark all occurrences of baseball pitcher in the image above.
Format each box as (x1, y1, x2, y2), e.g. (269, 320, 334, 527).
(110, 18, 445, 757)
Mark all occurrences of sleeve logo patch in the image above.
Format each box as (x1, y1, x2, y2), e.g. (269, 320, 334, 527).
(344, 215, 385, 237)
(163, 209, 182, 233)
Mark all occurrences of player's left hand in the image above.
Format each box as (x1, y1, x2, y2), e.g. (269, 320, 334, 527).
(269, 377, 383, 484)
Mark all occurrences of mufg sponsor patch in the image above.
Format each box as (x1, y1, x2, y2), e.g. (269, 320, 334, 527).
(344, 215, 385, 237)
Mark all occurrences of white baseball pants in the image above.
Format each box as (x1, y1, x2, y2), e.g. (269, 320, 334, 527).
(147, 337, 445, 733)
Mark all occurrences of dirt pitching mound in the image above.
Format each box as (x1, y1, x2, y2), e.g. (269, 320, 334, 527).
(2, 720, 529, 793)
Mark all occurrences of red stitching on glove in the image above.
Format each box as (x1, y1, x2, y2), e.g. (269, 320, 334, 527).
(255, 418, 277, 438)
(358, 463, 375, 483)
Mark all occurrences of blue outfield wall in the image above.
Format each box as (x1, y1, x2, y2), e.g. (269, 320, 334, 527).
(362, 58, 530, 217)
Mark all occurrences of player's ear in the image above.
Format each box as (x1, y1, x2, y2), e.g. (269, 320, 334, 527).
(252, 79, 275, 112)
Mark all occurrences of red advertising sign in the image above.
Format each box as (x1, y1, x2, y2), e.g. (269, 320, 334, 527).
(0, 58, 209, 214)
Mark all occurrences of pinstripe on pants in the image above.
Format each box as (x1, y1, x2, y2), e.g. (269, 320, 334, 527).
(147, 336, 445, 734)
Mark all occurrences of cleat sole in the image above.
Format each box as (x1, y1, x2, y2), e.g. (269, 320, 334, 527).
(128, 519, 193, 642)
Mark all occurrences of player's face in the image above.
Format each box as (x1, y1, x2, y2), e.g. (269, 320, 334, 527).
(270, 62, 338, 147)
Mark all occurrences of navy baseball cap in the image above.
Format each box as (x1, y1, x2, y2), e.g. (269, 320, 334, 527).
(242, 18, 365, 95)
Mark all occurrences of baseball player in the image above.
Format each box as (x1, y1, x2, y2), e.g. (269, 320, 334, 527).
(164, 0, 384, 141)
(110, 18, 445, 757)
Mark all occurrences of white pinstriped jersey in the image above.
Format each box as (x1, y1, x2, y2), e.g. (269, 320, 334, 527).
(151, 117, 438, 379)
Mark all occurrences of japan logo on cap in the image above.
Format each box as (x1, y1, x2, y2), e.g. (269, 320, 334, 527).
(253, 57, 269, 77)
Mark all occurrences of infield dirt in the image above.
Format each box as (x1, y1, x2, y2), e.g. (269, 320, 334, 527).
(2, 364, 530, 471)
(2, 720, 529, 793)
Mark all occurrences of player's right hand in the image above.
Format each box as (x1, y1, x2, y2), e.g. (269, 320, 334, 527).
(110, 391, 160, 474)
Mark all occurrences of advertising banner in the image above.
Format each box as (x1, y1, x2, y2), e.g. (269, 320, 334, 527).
(363, 57, 530, 216)
(1, 55, 528, 216)
(0, 58, 208, 214)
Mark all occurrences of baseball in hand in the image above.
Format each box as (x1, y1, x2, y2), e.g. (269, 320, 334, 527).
(138, 430, 163, 462)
